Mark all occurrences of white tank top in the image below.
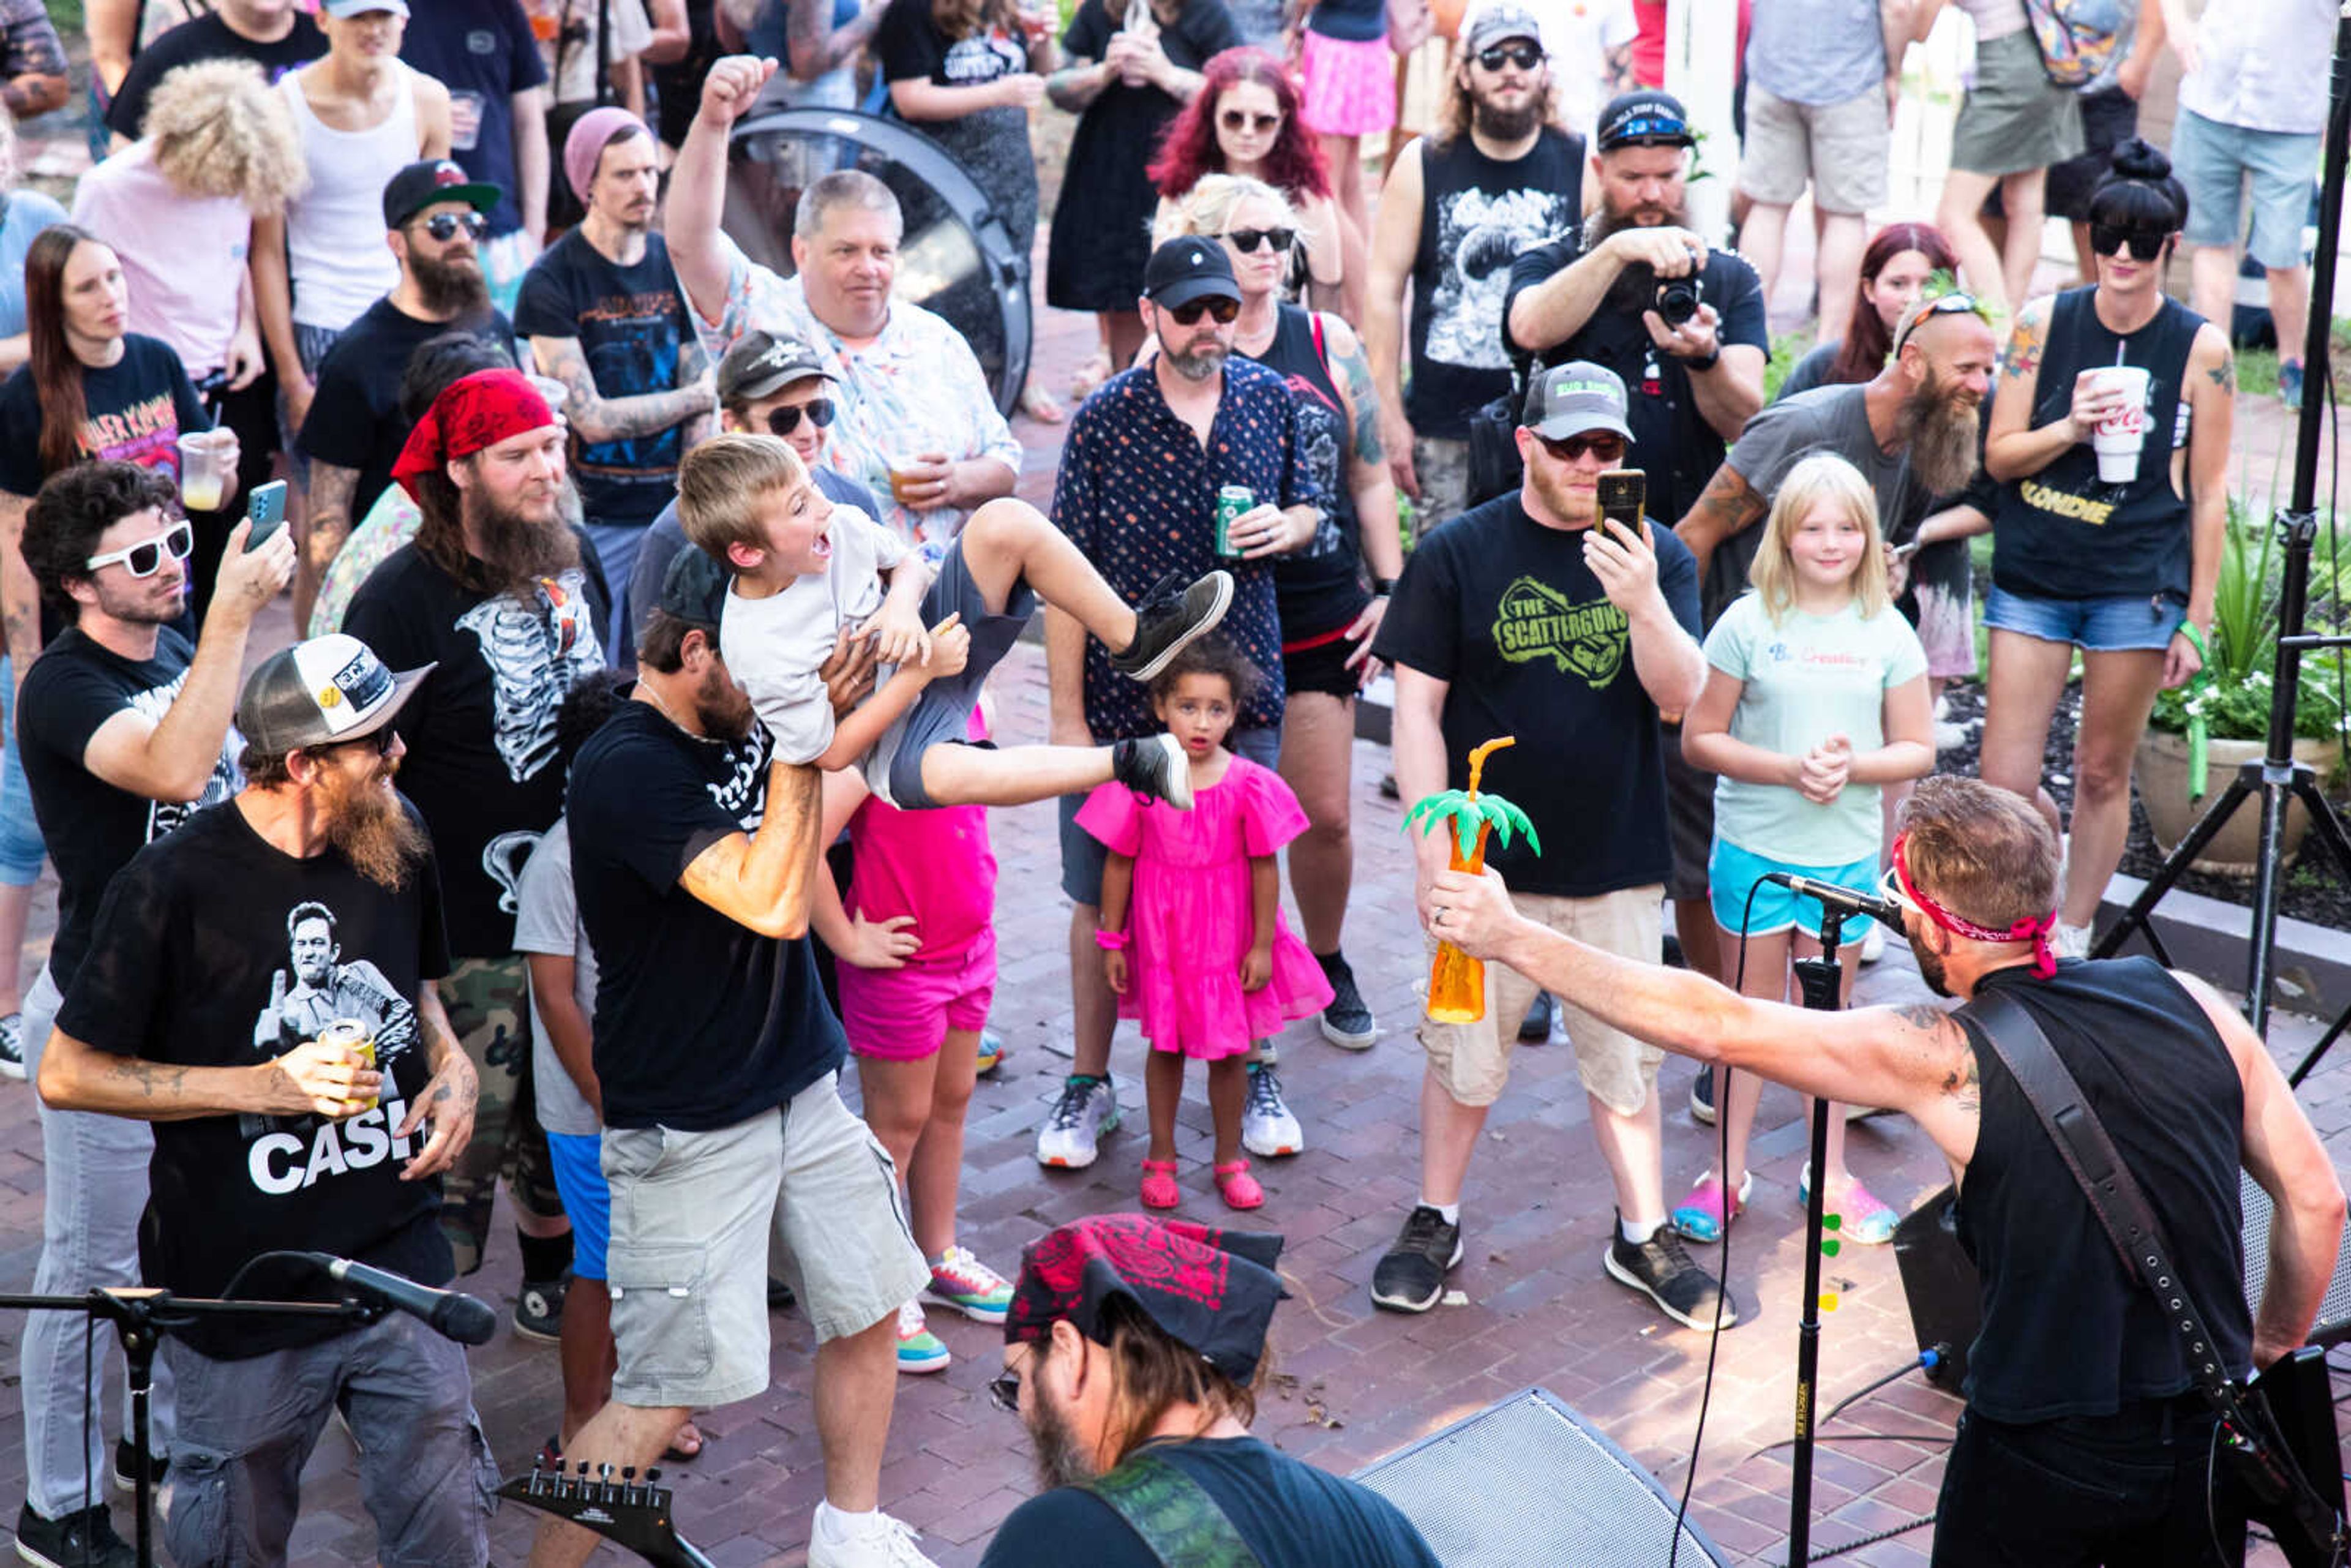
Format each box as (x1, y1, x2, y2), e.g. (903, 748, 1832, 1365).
(279, 62, 418, 332)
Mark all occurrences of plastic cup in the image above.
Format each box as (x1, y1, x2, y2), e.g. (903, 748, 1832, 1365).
(176, 430, 228, 513)
(888, 457, 927, 507)
(527, 374, 569, 413)
(2090, 366, 2151, 484)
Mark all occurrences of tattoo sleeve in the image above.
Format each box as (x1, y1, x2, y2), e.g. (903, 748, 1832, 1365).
(1332, 337, 1387, 463)
(539, 337, 710, 443)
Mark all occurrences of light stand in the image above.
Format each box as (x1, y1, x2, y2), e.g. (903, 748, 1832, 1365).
(2093, 5, 2351, 1080)
(1783, 909, 1849, 1568)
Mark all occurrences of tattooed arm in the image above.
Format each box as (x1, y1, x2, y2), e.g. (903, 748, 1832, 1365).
(531, 335, 716, 448)
(40, 1027, 384, 1122)
(1982, 296, 2078, 481)
(1670, 460, 1765, 583)
(680, 756, 826, 939)
(1321, 314, 1404, 582)
(399, 985, 478, 1179)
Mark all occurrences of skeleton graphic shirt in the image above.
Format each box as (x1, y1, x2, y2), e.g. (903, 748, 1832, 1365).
(344, 534, 610, 958)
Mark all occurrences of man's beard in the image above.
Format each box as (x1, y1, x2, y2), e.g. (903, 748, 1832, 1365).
(1588, 200, 1695, 312)
(1471, 92, 1542, 142)
(94, 580, 185, 627)
(1024, 1389, 1098, 1491)
(694, 659, 753, 740)
(321, 760, 427, 890)
(463, 488, 579, 598)
(1525, 460, 1593, 528)
(1896, 372, 1982, 496)
(1584, 197, 1690, 249)
(1164, 339, 1227, 383)
(413, 249, 490, 317)
(1907, 928, 1954, 998)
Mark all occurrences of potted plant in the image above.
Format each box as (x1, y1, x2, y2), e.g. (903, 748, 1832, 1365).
(2140, 500, 2351, 874)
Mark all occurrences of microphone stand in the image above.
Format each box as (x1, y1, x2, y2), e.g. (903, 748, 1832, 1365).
(0, 1288, 375, 1568)
(1784, 906, 1850, 1568)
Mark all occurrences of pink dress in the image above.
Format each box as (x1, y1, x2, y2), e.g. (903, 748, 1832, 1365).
(1077, 756, 1334, 1060)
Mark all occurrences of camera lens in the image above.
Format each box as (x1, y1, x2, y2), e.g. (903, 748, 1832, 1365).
(1655, 277, 1701, 328)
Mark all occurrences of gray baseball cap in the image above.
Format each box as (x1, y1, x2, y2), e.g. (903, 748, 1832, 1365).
(1463, 2, 1545, 56)
(1522, 361, 1634, 441)
(237, 634, 433, 755)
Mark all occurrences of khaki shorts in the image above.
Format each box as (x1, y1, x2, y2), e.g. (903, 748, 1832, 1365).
(1418, 885, 1665, 1114)
(1737, 83, 1891, 214)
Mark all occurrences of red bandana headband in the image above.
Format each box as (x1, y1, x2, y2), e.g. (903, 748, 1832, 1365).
(389, 369, 555, 503)
(1889, 831, 2058, 979)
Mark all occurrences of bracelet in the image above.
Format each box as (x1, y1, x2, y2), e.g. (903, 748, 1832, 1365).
(1371, 576, 1399, 596)
(1683, 345, 1721, 372)
(1093, 928, 1129, 951)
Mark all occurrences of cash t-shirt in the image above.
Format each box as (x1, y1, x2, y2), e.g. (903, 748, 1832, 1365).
(54, 799, 454, 1359)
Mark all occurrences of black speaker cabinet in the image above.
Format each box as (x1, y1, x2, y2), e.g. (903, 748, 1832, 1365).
(1892, 1185, 1978, 1393)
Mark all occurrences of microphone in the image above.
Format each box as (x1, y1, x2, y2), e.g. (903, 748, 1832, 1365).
(304, 1253, 498, 1346)
(1763, 871, 1905, 928)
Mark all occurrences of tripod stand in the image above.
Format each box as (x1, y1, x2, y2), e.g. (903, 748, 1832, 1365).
(2092, 6, 2351, 1083)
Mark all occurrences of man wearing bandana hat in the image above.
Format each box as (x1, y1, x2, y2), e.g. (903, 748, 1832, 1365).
(1425, 774, 2345, 1566)
(983, 1215, 1440, 1567)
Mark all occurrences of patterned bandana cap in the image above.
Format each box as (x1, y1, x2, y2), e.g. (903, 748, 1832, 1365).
(1004, 1214, 1288, 1383)
(390, 369, 556, 503)
(1885, 831, 2058, 978)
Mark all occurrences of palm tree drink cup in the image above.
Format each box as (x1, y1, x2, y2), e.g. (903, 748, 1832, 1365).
(1403, 736, 1541, 1023)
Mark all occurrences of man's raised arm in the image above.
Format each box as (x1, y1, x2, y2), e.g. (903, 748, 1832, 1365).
(678, 757, 824, 939)
(666, 54, 779, 336)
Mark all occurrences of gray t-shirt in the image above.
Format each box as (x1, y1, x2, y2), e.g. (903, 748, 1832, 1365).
(1745, 0, 1885, 105)
(514, 817, 601, 1138)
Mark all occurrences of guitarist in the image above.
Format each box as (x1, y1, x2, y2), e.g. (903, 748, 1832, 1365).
(1427, 773, 2345, 1567)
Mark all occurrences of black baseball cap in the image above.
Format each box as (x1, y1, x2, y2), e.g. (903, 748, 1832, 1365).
(383, 159, 502, 230)
(660, 545, 731, 631)
(1142, 235, 1241, 310)
(716, 330, 833, 405)
(1523, 361, 1634, 441)
(1596, 91, 1697, 152)
(238, 634, 433, 754)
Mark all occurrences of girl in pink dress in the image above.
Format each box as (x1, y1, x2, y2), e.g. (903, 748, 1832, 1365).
(1078, 639, 1332, 1211)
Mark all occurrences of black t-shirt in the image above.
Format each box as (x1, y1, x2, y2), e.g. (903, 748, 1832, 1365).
(341, 539, 610, 959)
(1371, 490, 1701, 897)
(15, 625, 243, 994)
(979, 1438, 1442, 1568)
(297, 297, 517, 523)
(1251, 305, 1371, 642)
(878, 0, 1027, 84)
(397, 0, 548, 239)
(1502, 237, 1769, 527)
(54, 800, 454, 1359)
(514, 230, 696, 535)
(105, 12, 328, 141)
(0, 334, 209, 497)
(566, 700, 846, 1130)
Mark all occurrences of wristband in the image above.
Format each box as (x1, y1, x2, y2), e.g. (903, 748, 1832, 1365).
(1094, 928, 1129, 951)
(1684, 345, 1721, 372)
(1371, 576, 1399, 596)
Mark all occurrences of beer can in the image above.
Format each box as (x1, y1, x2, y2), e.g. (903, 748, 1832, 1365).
(322, 1017, 378, 1114)
(1213, 486, 1253, 563)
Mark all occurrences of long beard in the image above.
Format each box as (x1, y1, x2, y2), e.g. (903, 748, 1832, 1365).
(1896, 378, 1982, 497)
(1024, 1392, 1098, 1491)
(1584, 198, 1691, 249)
(464, 490, 580, 599)
(413, 250, 490, 317)
(323, 765, 427, 891)
(1472, 95, 1542, 142)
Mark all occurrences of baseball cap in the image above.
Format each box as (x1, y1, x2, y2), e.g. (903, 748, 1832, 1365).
(322, 0, 409, 14)
(1596, 90, 1697, 151)
(1463, 2, 1545, 56)
(237, 634, 433, 755)
(382, 159, 501, 230)
(1142, 235, 1240, 311)
(1523, 361, 1634, 441)
(659, 546, 732, 631)
(716, 331, 833, 406)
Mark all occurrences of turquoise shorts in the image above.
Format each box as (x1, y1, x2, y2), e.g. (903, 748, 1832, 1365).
(1708, 838, 1881, 940)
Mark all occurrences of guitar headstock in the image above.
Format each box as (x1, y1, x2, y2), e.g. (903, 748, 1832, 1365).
(500, 1461, 713, 1568)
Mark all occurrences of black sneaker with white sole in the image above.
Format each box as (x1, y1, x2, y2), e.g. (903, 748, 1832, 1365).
(1604, 1212, 1738, 1330)
(1689, 1067, 1717, 1125)
(1111, 733, 1193, 809)
(512, 1272, 569, 1343)
(110, 1439, 166, 1493)
(1371, 1204, 1462, 1313)
(1316, 951, 1376, 1049)
(0, 1013, 23, 1081)
(1518, 991, 1556, 1043)
(14, 1502, 133, 1568)
(1109, 571, 1233, 682)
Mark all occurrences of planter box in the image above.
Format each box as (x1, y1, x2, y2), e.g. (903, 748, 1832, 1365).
(2135, 732, 2342, 876)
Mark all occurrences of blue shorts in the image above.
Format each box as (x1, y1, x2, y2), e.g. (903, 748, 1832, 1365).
(0, 658, 46, 888)
(2171, 108, 2322, 271)
(546, 1130, 610, 1282)
(1709, 838, 1881, 940)
(1057, 724, 1281, 904)
(1983, 585, 2185, 652)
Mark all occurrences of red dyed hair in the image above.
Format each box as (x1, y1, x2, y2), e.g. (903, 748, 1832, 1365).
(1829, 222, 1962, 386)
(1148, 48, 1332, 203)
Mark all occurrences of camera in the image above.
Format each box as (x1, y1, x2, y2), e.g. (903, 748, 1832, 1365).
(1654, 274, 1703, 328)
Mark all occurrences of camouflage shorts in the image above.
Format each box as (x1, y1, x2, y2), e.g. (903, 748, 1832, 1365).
(437, 954, 564, 1274)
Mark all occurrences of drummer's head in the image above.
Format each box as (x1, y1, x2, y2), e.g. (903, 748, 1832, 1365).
(790, 170, 902, 337)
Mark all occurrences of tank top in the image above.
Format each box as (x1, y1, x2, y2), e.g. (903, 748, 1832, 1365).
(1992, 285, 2203, 603)
(1406, 129, 1580, 438)
(279, 63, 418, 332)
(1953, 956, 2252, 1423)
(1247, 304, 1370, 642)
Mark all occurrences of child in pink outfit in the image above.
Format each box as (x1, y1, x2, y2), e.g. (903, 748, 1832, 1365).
(1078, 639, 1331, 1211)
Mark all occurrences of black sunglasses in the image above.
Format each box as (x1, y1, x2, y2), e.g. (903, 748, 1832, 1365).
(414, 211, 489, 242)
(84, 518, 195, 579)
(765, 398, 836, 436)
(987, 1368, 1022, 1414)
(1225, 227, 1296, 255)
(1535, 431, 1625, 463)
(1218, 108, 1280, 134)
(320, 726, 400, 759)
(1475, 42, 1544, 70)
(2088, 222, 2173, 261)
(1166, 295, 1241, 326)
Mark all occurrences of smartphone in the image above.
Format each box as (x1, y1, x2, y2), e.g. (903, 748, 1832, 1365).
(245, 480, 289, 550)
(1597, 469, 1646, 533)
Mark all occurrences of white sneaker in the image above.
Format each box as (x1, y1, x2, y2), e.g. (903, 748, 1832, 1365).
(808, 1502, 939, 1567)
(1239, 1064, 1303, 1158)
(2053, 921, 2093, 959)
(1035, 1075, 1120, 1168)
(1859, 923, 1886, 964)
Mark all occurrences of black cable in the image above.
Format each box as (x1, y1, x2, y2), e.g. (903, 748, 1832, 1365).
(1780, 1509, 1939, 1564)
(81, 1311, 95, 1534)
(1748, 1431, 1955, 1457)
(1821, 1346, 1947, 1427)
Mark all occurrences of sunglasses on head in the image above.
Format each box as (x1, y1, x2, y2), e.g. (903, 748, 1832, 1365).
(1166, 294, 1241, 326)
(1218, 108, 1280, 134)
(1891, 290, 1992, 355)
(2088, 222, 2173, 260)
(1534, 431, 1625, 464)
(765, 398, 836, 436)
(1225, 227, 1295, 255)
(413, 210, 489, 242)
(1476, 41, 1544, 70)
(86, 518, 194, 579)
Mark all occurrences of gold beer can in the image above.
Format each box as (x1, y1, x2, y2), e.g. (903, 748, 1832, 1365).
(321, 1017, 378, 1114)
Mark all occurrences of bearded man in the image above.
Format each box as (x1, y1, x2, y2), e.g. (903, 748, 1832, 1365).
(38, 631, 489, 1568)
(343, 367, 607, 1335)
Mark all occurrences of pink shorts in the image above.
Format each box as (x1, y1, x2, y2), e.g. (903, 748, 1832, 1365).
(838, 929, 998, 1061)
(1299, 30, 1397, 137)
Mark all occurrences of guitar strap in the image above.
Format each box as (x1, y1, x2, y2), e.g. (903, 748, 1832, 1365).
(1081, 1449, 1267, 1568)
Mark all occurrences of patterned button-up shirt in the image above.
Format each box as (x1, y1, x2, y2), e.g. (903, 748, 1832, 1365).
(692, 236, 1021, 553)
(1050, 358, 1320, 741)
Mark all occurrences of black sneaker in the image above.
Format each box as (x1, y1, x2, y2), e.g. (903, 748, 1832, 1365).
(1371, 1205, 1462, 1313)
(14, 1502, 134, 1568)
(1689, 1068, 1717, 1125)
(1110, 571, 1232, 682)
(1518, 991, 1556, 1043)
(1317, 952, 1376, 1049)
(0, 1013, 23, 1082)
(1111, 734, 1193, 809)
(513, 1272, 569, 1343)
(110, 1439, 166, 1492)
(1605, 1212, 1738, 1330)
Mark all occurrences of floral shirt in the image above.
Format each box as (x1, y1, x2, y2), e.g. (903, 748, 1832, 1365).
(309, 482, 421, 639)
(691, 236, 1021, 554)
(1049, 359, 1319, 741)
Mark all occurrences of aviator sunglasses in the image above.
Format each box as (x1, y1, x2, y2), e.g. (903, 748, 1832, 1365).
(1225, 227, 1296, 255)
(765, 398, 837, 436)
(414, 211, 490, 242)
(85, 518, 194, 579)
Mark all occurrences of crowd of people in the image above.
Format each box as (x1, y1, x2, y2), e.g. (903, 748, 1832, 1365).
(0, 0, 2336, 1562)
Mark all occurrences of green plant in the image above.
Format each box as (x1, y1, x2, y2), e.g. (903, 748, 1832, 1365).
(2149, 498, 2351, 743)
(1761, 331, 1814, 403)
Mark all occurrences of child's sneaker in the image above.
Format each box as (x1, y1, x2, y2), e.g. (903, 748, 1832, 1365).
(1035, 1073, 1120, 1168)
(1111, 570, 1234, 681)
(1112, 733, 1193, 809)
(1239, 1063, 1303, 1157)
(974, 1029, 1006, 1075)
(894, 1300, 950, 1374)
(924, 1245, 1013, 1324)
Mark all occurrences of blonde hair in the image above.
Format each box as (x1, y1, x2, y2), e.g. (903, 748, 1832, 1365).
(677, 433, 808, 560)
(1748, 451, 1890, 624)
(1159, 172, 1305, 247)
(144, 59, 309, 216)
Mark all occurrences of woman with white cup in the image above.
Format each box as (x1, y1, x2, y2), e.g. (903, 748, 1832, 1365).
(1980, 139, 2235, 959)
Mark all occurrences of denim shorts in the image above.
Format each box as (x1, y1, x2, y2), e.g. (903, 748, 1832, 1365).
(1709, 837, 1881, 940)
(1983, 585, 2185, 652)
(1057, 724, 1281, 904)
(0, 658, 47, 887)
(2171, 107, 2323, 271)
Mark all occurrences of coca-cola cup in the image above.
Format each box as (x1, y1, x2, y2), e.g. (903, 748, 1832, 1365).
(2088, 366, 2151, 484)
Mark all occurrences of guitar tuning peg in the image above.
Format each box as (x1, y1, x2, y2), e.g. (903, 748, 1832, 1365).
(646, 1467, 662, 1483)
(599, 1463, 615, 1480)
(622, 1467, 637, 1480)
(576, 1460, 592, 1476)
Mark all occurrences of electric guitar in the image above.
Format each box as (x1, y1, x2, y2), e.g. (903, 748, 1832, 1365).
(499, 1463, 717, 1568)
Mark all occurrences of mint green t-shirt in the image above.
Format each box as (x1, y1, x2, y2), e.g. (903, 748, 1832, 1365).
(1705, 591, 1929, 866)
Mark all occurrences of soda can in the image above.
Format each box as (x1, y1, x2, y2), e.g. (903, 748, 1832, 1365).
(321, 1017, 378, 1114)
(1213, 486, 1253, 563)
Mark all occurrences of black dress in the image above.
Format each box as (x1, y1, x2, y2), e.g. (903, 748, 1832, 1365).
(877, 0, 1041, 280)
(1045, 0, 1241, 313)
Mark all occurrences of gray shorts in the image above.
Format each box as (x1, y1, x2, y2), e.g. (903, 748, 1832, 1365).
(162, 1312, 497, 1568)
(1057, 723, 1281, 904)
(602, 1073, 927, 1410)
(869, 536, 1036, 809)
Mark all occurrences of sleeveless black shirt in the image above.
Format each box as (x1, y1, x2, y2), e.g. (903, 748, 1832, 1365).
(1246, 304, 1371, 643)
(1953, 956, 2251, 1423)
(1992, 287, 2205, 603)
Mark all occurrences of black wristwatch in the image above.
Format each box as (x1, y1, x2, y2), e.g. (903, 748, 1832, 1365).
(1371, 576, 1399, 596)
(1684, 344, 1722, 372)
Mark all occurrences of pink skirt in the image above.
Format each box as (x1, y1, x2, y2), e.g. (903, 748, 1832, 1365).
(1299, 30, 1397, 137)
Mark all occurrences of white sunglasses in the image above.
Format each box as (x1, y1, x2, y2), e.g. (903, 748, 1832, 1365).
(85, 519, 195, 579)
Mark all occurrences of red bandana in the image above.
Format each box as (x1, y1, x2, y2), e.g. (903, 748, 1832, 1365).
(389, 369, 555, 501)
(1889, 831, 2058, 978)
(1004, 1214, 1287, 1382)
